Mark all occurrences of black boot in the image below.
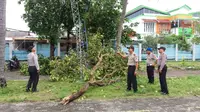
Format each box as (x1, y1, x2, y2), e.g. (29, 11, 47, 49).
(26, 88, 30, 92)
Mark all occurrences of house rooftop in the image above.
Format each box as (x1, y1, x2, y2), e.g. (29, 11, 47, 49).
(126, 5, 169, 17)
(168, 4, 192, 13)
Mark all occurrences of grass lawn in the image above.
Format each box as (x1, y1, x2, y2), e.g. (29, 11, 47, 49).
(138, 61, 200, 71)
(1, 75, 200, 102)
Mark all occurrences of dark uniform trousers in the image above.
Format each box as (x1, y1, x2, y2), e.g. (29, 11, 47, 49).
(127, 66, 137, 92)
(27, 66, 39, 91)
(158, 65, 169, 94)
(147, 66, 155, 83)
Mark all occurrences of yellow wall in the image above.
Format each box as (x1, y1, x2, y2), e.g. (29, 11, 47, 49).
(157, 14, 192, 20)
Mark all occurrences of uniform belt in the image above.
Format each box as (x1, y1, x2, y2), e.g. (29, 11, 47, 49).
(147, 64, 154, 66)
(128, 65, 136, 67)
(158, 65, 167, 67)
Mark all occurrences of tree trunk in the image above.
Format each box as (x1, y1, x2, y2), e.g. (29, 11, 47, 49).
(116, 0, 128, 52)
(66, 30, 71, 54)
(0, 0, 6, 79)
(50, 43, 55, 58)
(61, 79, 119, 105)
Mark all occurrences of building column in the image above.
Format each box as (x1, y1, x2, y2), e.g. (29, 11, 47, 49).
(193, 44, 196, 61)
(175, 44, 178, 61)
(57, 42, 61, 56)
(138, 43, 142, 61)
(157, 44, 160, 57)
(33, 41, 38, 54)
(9, 41, 13, 59)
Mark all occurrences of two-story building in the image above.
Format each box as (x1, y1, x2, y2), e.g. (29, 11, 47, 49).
(125, 4, 200, 38)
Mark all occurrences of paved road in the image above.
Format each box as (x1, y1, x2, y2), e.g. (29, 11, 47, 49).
(0, 97, 200, 112)
(5, 70, 200, 81)
(5, 71, 49, 81)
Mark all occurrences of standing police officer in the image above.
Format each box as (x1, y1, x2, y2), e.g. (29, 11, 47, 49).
(157, 47, 169, 95)
(146, 48, 157, 84)
(118, 45, 138, 93)
(26, 46, 40, 92)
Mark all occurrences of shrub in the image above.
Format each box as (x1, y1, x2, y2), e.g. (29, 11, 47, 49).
(192, 36, 200, 44)
(19, 55, 52, 76)
(20, 63, 29, 76)
(38, 54, 51, 75)
(143, 35, 191, 51)
(142, 36, 158, 51)
(49, 51, 84, 82)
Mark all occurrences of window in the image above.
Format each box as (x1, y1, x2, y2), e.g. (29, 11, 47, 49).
(14, 41, 33, 51)
(144, 22, 155, 33)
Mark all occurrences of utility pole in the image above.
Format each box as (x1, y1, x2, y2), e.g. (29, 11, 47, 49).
(70, 0, 83, 79)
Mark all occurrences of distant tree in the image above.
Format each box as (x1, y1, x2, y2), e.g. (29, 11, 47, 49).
(19, 0, 74, 57)
(84, 0, 122, 43)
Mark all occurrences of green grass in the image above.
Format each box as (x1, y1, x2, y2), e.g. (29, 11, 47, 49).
(1, 75, 200, 102)
(138, 61, 200, 71)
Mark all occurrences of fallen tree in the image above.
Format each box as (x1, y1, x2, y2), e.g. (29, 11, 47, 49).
(48, 33, 127, 105)
(60, 50, 123, 105)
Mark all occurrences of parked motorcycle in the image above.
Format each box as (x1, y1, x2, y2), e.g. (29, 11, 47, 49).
(7, 56, 20, 71)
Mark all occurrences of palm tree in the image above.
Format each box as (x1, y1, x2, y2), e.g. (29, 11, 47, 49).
(116, 0, 128, 52)
(0, 0, 7, 85)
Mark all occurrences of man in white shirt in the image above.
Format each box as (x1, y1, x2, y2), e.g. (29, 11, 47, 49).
(26, 46, 40, 92)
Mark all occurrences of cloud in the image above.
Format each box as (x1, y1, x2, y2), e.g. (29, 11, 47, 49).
(6, 0, 29, 31)
(5, 0, 200, 31)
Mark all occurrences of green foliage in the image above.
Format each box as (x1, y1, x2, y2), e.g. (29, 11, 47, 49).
(181, 57, 186, 67)
(50, 33, 127, 82)
(84, 0, 122, 41)
(20, 63, 29, 76)
(158, 35, 191, 51)
(19, 0, 74, 57)
(87, 33, 127, 81)
(38, 54, 51, 75)
(192, 36, 200, 44)
(142, 36, 158, 51)
(143, 35, 191, 51)
(87, 33, 104, 64)
(121, 25, 134, 46)
(49, 51, 86, 82)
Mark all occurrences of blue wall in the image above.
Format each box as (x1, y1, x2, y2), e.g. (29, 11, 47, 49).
(12, 43, 58, 60)
(120, 44, 200, 61)
(5, 43, 9, 60)
(160, 44, 176, 60)
(5, 43, 200, 61)
(196, 45, 200, 60)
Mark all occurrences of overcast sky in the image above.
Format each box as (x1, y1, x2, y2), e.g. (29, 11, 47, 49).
(6, 0, 200, 31)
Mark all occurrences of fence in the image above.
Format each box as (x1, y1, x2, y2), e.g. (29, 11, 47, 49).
(5, 42, 200, 61)
(122, 44, 200, 61)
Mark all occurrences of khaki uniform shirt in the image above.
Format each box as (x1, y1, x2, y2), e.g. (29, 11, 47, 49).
(27, 52, 40, 70)
(146, 53, 157, 65)
(158, 53, 167, 70)
(127, 53, 138, 66)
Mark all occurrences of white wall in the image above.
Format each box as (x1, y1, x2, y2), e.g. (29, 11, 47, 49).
(126, 16, 157, 37)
